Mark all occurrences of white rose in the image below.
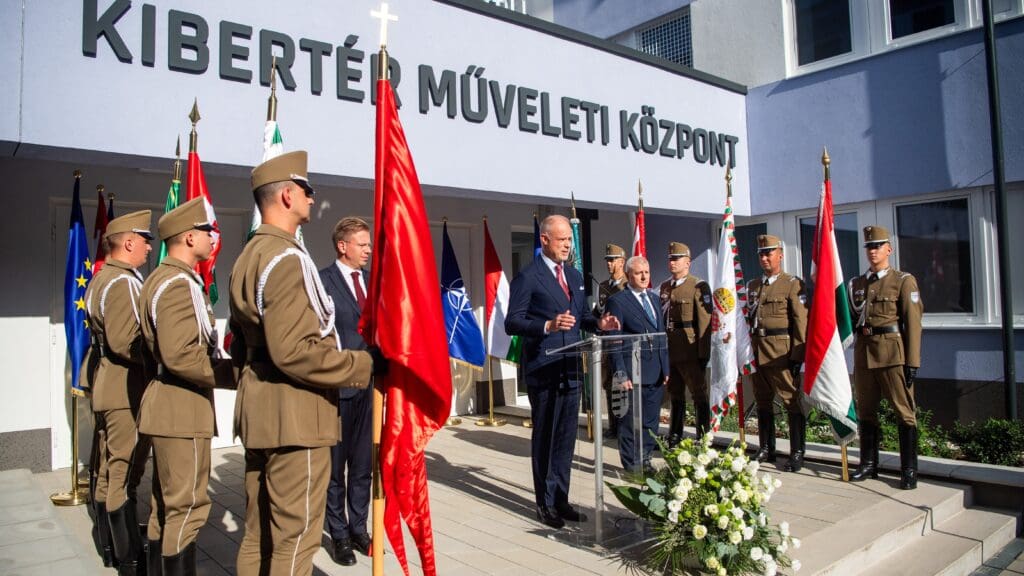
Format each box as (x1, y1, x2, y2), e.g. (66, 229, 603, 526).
(764, 561, 778, 576)
(697, 453, 711, 466)
(707, 448, 719, 461)
(731, 507, 744, 519)
(674, 485, 688, 500)
(693, 524, 708, 539)
(720, 487, 731, 499)
(718, 568, 727, 576)
(758, 513, 767, 526)
(746, 461, 760, 475)
(779, 521, 790, 536)
(791, 537, 801, 549)
(743, 526, 754, 540)
(718, 515, 730, 529)
(750, 547, 764, 561)
(720, 470, 733, 482)
(680, 478, 693, 491)
(773, 478, 782, 489)
(668, 510, 679, 524)
(735, 490, 750, 504)
(705, 504, 719, 517)
(677, 451, 693, 465)
(695, 467, 709, 481)
(731, 459, 745, 473)
(729, 531, 742, 544)
(732, 481, 743, 493)
(668, 499, 682, 513)
(792, 560, 802, 572)
(778, 540, 788, 554)
(706, 556, 720, 569)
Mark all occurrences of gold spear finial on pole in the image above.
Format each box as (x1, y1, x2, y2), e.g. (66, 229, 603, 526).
(822, 146, 831, 181)
(726, 166, 734, 198)
(173, 136, 182, 182)
(637, 180, 644, 211)
(188, 99, 200, 152)
(267, 55, 278, 122)
(73, 169, 82, 179)
(570, 191, 578, 220)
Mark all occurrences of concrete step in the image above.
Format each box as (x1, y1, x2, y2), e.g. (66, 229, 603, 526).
(862, 507, 1020, 576)
(968, 538, 1024, 575)
(799, 479, 972, 576)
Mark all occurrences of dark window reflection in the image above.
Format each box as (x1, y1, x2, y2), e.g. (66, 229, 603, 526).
(896, 198, 973, 313)
(795, 0, 852, 65)
(890, 0, 955, 39)
(734, 223, 768, 288)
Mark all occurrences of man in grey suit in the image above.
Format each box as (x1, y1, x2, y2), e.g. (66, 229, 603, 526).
(319, 217, 373, 566)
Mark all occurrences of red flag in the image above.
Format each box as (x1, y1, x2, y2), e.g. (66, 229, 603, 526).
(360, 74, 452, 576)
(632, 207, 646, 258)
(92, 190, 113, 274)
(186, 149, 222, 304)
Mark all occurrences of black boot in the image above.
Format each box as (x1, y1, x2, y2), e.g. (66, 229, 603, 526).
(162, 541, 196, 576)
(668, 400, 685, 445)
(899, 424, 918, 490)
(148, 538, 162, 576)
(108, 500, 146, 576)
(95, 501, 117, 568)
(695, 401, 711, 442)
(754, 409, 776, 462)
(850, 424, 879, 481)
(784, 413, 806, 472)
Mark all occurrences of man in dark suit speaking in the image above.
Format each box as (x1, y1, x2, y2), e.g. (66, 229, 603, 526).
(506, 215, 619, 529)
(605, 256, 670, 474)
(318, 217, 374, 565)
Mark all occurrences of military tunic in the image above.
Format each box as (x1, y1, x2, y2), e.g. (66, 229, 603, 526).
(746, 273, 807, 412)
(596, 277, 627, 433)
(660, 275, 712, 402)
(83, 259, 151, 511)
(850, 268, 923, 426)
(229, 224, 372, 576)
(138, 256, 234, 556)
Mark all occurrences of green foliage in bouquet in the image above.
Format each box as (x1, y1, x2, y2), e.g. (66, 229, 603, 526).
(608, 435, 800, 575)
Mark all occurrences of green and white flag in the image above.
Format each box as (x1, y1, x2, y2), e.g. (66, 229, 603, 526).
(158, 178, 180, 263)
(247, 120, 284, 240)
(804, 175, 858, 444)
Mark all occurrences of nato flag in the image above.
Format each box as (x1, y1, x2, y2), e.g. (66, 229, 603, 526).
(441, 222, 485, 368)
(65, 174, 92, 395)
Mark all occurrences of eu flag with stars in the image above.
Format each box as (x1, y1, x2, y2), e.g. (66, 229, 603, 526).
(441, 222, 485, 368)
(64, 173, 92, 396)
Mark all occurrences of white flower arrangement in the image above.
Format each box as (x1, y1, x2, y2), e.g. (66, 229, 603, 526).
(608, 434, 798, 575)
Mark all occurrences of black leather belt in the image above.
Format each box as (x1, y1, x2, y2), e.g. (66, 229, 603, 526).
(753, 328, 788, 337)
(858, 325, 900, 336)
(247, 347, 271, 362)
(667, 320, 694, 331)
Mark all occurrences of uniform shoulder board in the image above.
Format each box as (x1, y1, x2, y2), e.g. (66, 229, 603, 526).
(790, 275, 802, 283)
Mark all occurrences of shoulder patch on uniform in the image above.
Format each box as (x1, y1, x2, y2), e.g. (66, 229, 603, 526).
(910, 291, 920, 303)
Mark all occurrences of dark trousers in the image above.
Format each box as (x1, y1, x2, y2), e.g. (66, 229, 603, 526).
(325, 387, 372, 540)
(618, 382, 666, 472)
(526, 372, 581, 509)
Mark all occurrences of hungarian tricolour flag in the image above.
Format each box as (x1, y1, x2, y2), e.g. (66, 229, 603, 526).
(186, 144, 221, 304)
(632, 183, 646, 258)
(483, 219, 518, 363)
(709, 185, 756, 431)
(803, 174, 858, 443)
(360, 70, 451, 576)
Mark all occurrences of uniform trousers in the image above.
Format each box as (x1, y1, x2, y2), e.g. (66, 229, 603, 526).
(753, 363, 801, 413)
(669, 359, 707, 403)
(94, 412, 109, 503)
(237, 446, 331, 576)
(855, 365, 916, 426)
(147, 436, 211, 556)
(100, 408, 151, 511)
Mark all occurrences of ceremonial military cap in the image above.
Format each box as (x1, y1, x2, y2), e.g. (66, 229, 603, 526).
(668, 242, 690, 258)
(158, 197, 214, 241)
(251, 150, 314, 195)
(604, 244, 626, 259)
(104, 210, 153, 240)
(757, 234, 782, 253)
(862, 225, 890, 247)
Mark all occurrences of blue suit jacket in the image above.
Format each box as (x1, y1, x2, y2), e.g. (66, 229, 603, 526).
(319, 263, 369, 399)
(505, 258, 598, 384)
(605, 288, 670, 385)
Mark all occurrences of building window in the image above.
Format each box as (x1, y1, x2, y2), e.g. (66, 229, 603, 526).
(799, 212, 860, 300)
(895, 198, 973, 314)
(889, 0, 956, 39)
(637, 9, 693, 67)
(794, 0, 853, 66)
(1008, 189, 1024, 317)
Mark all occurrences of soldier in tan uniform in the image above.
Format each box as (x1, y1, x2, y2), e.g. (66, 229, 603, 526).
(746, 235, 808, 471)
(229, 151, 380, 576)
(659, 242, 712, 443)
(849, 225, 923, 489)
(138, 197, 235, 575)
(84, 210, 154, 575)
(595, 243, 627, 439)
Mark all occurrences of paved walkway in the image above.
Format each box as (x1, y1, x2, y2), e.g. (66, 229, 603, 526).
(13, 418, 1024, 575)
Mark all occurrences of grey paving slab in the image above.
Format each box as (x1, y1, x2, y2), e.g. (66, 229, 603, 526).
(27, 418, 1019, 575)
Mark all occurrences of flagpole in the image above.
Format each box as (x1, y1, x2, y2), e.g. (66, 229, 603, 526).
(726, 167, 747, 446)
(267, 55, 278, 122)
(570, 193, 594, 441)
(52, 169, 89, 508)
(478, 219, 506, 428)
(820, 149, 850, 482)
